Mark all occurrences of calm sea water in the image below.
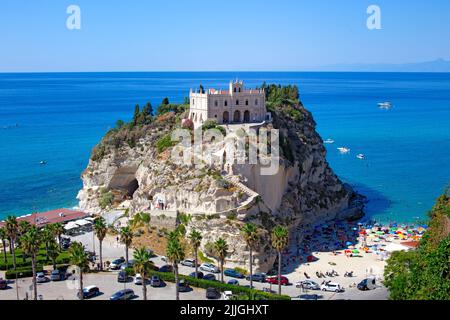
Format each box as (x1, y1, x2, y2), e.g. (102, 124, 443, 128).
(0, 72, 449, 222)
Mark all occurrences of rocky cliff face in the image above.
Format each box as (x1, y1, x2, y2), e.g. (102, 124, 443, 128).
(77, 93, 364, 273)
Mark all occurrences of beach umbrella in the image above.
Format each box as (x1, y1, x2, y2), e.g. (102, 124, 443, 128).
(346, 241, 353, 246)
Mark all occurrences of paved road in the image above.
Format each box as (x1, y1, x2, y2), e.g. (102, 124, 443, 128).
(0, 272, 205, 300)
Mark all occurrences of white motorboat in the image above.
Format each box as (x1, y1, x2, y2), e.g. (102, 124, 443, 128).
(356, 154, 365, 160)
(337, 147, 350, 154)
(324, 139, 335, 144)
(378, 102, 393, 109)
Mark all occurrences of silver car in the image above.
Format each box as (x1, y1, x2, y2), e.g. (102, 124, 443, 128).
(200, 263, 219, 273)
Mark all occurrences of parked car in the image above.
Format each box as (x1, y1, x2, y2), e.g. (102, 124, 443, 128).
(206, 287, 221, 299)
(245, 273, 266, 283)
(178, 279, 190, 292)
(120, 260, 135, 271)
(0, 278, 7, 290)
(262, 287, 276, 294)
(181, 259, 196, 267)
(159, 264, 173, 273)
(110, 289, 134, 301)
(189, 271, 204, 279)
(293, 294, 319, 300)
(117, 271, 128, 283)
(200, 263, 219, 273)
(78, 285, 100, 299)
(134, 274, 143, 285)
(357, 278, 377, 291)
(50, 270, 65, 281)
(222, 291, 233, 300)
(296, 280, 320, 290)
(321, 282, 344, 293)
(36, 272, 49, 283)
(109, 258, 125, 270)
(227, 279, 240, 286)
(203, 274, 217, 281)
(266, 276, 289, 285)
(160, 256, 168, 262)
(150, 275, 161, 287)
(224, 269, 244, 279)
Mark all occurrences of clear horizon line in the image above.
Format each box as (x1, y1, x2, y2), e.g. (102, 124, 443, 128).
(1, 70, 450, 74)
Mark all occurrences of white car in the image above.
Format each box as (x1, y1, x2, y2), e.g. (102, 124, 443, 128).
(160, 256, 168, 263)
(36, 272, 49, 283)
(200, 263, 219, 273)
(134, 274, 143, 285)
(321, 282, 344, 293)
(181, 259, 196, 267)
(222, 291, 233, 300)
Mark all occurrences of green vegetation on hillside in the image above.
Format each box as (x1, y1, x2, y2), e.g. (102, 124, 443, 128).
(91, 98, 188, 161)
(384, 186, 450, 300)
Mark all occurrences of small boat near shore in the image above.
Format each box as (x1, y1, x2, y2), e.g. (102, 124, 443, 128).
(378, 102, 393, 109)
(324, 139, 335, 144)
(337, 147, 350, 154)
(356, 154, 365, 160)
(39, 160, 47, 165)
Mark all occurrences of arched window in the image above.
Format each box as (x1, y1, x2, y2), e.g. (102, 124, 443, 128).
(214, 100, 218, 107)
(255, 99, 258, 105)
(245, 100, 249, 106)
(236, 100, 239, 105)
(224, 100, 228, 107)
(234, 88, 236, 93)
(238, 88, 241, 92)
(192, 99, 195, 105)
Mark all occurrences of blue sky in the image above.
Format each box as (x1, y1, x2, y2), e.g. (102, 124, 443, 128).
(1, 0, 450, 71)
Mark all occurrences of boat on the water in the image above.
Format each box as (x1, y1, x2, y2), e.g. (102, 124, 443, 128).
(356, 154, 365, 160)
(39, 160, 47, 165)
(337, 147, 350, 154)
(324, 139, 335, 144)
(378, 102, 393, 109)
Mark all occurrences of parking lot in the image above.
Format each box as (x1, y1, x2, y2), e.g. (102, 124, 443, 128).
(0, 272, 206, 300)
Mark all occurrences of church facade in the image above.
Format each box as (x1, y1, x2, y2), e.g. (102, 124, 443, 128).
(188, 80, 268, 128)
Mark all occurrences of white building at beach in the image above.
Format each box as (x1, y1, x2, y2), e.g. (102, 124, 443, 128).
(188, 80, 269, 128)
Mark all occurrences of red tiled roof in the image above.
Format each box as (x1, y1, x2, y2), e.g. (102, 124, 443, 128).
(0, 208, 89, 228)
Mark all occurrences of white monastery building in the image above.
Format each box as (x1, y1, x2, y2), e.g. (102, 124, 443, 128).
(188, 80, 269, 128)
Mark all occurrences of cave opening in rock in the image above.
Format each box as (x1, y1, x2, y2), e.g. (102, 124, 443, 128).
(125, 178, 139, 198)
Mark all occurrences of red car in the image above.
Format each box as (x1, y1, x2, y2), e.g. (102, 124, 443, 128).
(266, 276, 289, 285)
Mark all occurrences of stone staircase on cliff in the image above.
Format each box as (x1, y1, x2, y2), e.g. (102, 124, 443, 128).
(223, 174, 260, 210)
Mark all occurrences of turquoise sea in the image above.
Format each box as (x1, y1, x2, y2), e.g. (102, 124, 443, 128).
(0, 72, 449, 223)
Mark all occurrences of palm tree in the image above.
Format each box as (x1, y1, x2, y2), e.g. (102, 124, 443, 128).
(18, 220, 31, 236)
(93, 217, 107, 270)
(5, 216, 18, 270)
(51, 223, 65, 249)
(41, 225, 54, 262)
(0, 227, 8, 267)
(48, 240, 60, 270)
(69, 242, 90, 300)
(188, 229, 202, 279)
(17, 221, 32, 263)
(271, 226, 289, 295)
(130, 212, 151, 233)
(166, 231, 185, 301)
(120, 226, 133, 263)
(214, 238, 229, 283)
(20, 226, 41, 300)
(0, 227, 8, 266)
(133, 247, 152, 300)
(241, 223, 259, 289)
